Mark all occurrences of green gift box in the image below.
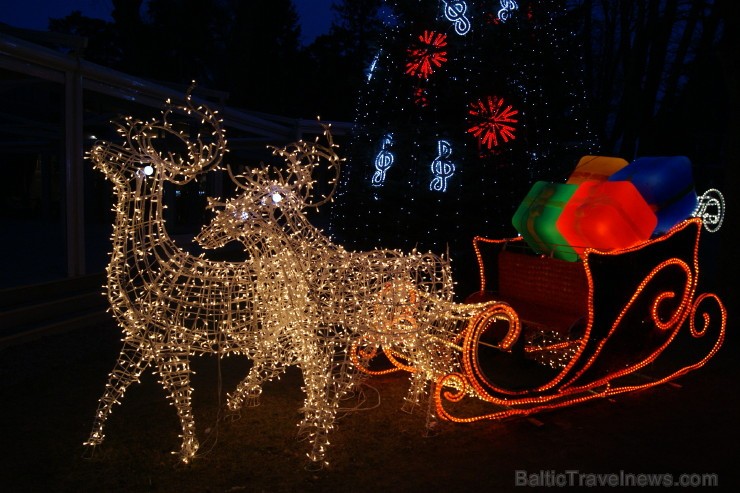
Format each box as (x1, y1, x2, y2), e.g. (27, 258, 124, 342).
(512, 181, 579, 262)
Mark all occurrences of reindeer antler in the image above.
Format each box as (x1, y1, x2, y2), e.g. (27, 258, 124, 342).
(226, 163, 261, 193)
(225, 123, 342, 209)
(134, 82, 227, 184)
(269, 123, 343, 208)
(90, 83, 227, 186)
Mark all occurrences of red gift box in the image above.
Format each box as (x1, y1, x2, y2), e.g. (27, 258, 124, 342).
(556, 181, 657, 256)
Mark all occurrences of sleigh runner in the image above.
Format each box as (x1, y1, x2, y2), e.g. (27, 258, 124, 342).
(432, 217, 726, 422)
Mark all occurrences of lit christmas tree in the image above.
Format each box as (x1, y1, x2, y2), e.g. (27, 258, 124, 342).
(330, 0, 595, 296)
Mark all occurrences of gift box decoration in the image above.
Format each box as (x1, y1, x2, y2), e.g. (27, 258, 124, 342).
(608, 156, 698, 235)
(512, 181, 580, 261)
(556, 180, 658, 256)
(566, 155, 629, 185)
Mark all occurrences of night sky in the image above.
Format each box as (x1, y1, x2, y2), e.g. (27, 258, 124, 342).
(0, 0, 335, 45)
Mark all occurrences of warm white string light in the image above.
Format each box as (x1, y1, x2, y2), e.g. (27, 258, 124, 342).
(693, 188, 725, 232)
(82, 89, 361, 467)
(84, 89, 509, 468)
(196, 126, 500, 415)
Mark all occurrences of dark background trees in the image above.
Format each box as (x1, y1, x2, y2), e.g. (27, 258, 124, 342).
(302, 0, 384, 119)
(44, 0, 732, 182)
(47, 0, 383, 120)
(45, 1, 732, 164)
(42, 0, 735, 297)
(575, 0, 727, 163)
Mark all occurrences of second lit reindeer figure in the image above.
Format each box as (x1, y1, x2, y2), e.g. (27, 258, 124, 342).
(196, 124, 504, 420)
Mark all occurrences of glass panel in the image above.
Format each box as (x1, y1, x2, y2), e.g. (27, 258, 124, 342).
(0, 69, 66, 288)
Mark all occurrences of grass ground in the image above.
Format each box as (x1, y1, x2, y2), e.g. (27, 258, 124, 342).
(0, 320, 737, 492)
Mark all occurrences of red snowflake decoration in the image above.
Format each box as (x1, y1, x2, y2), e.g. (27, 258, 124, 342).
(467, 95, 519, 149)
(405, 30, 448, 79)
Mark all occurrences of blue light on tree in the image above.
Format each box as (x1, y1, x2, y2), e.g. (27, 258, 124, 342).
(497, 0, 519, 22)
(429, 140, 455, 192)
(442, 0, 471, 35)
(371, 133, 395, 187)
(328, 0, 596, 296)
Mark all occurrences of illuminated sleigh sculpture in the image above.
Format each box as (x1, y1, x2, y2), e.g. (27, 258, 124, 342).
(433, 214, 727, 422)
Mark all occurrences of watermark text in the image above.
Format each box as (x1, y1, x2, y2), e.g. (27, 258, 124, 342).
(514, 470, 718, 488)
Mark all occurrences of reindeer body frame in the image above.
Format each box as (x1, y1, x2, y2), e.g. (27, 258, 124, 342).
(85, 95, 357, 465)
(195, 132, 492, 414)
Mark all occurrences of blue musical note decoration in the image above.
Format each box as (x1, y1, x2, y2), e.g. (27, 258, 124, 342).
(497, 0, 519, 22)
(371, 133, 395, 187)
(429, 140, 455, 192)
(442, 0, 471, 35)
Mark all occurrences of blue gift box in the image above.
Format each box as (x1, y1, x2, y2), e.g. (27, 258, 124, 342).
(511, 181, 580, 262)
(608, 156, 698, 235)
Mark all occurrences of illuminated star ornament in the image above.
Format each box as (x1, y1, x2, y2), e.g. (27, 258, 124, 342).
(467, 95, 519, 150)
(405, 30, 448, 79)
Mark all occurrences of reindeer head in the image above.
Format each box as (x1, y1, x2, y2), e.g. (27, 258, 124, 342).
(195, 125, 342, 251)
(89, 86, 226, 188)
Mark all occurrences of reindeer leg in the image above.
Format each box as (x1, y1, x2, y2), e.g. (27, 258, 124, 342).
(423, 379, 441, 437)
(84, 338, 151, 456)
(296, 349, 336, 469)
(401, 369, 428, 414)
(297, 346, 360, 469)
(399, 360, 440, 436)
(227, 358, 286, 410)
(156, 352, 199, 463)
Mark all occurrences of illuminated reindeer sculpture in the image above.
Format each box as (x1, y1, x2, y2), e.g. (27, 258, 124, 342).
(84, 94, 360, 466)
(195, 128, 509, 416)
